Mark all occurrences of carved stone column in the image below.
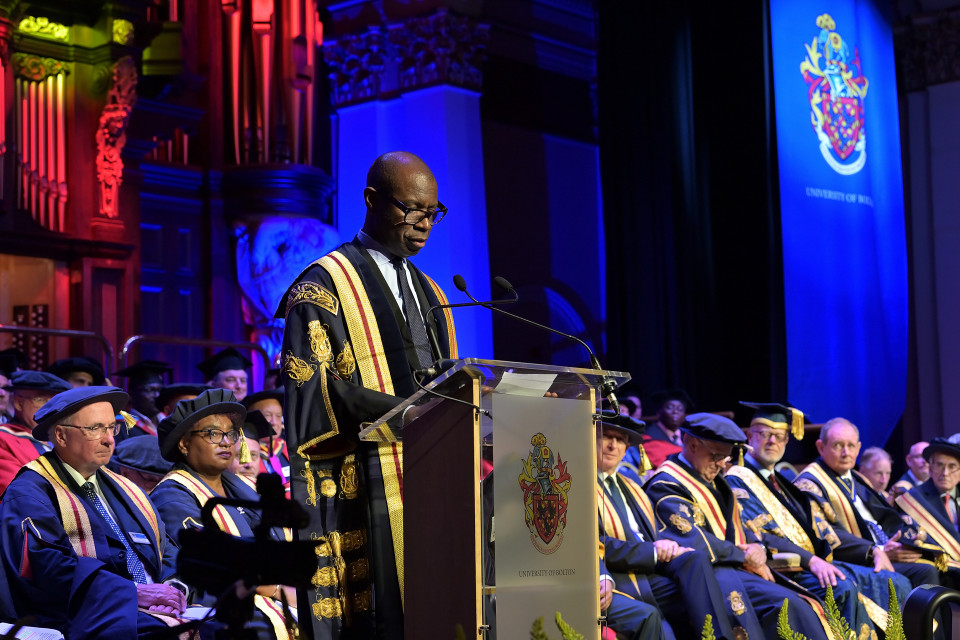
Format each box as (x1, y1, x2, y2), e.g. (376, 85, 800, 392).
(895, 10, 960, 92)
(324, 8, 488, 107)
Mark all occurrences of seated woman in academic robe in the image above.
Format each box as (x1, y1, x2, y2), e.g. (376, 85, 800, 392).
(151, 389, 294, 638)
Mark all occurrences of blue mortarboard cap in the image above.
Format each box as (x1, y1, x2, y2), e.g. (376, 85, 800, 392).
(681, 413, 748, 445)
(158, 388, 246, 461)
(32, 386, 130, 441)
(110, 436, 171, 476)
(48, 356, 107, 386)
(5, 370, 73, 394)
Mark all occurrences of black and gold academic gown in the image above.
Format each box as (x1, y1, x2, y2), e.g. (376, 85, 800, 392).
(277, 238, 456, 640)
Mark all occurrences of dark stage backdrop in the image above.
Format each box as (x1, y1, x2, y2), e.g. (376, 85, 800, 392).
(598, 1, 787, 422)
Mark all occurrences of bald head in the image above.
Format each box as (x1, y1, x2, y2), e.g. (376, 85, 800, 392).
(362, 151, 439, 258)
(366, 151, 432, 192)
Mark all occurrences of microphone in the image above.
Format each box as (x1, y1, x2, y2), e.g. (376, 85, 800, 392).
(420, 275, 517, 372)
(455, 275, 621, 415)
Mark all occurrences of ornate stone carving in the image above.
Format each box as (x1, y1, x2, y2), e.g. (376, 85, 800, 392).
(95, 57, 138, 218)
(17, 16, 68, 41)
(324, 28, 387, 107)
(12, 53, 69, 81)
(388, 9, 488, 92)
(324, 9, 488, 107)
(113, 19, 134, 45)
(895, 11, 960, 92)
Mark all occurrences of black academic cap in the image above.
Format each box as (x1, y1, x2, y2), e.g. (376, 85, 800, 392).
(155, 383, 214, 413)
(48, 356, 107, 386)
(241, 410, 273, 440)
(241, 388, 284, 410)
(739, 401, 809, 441)
(681, 412, 748, 446)
(114, 360, 172, 386)
(110, 436, 171, 476)
(923, 438, 960, 463)
(157, 389, 246, 461)
(5, 370, 73, 394)
(650, 389, 695, 412)
(196, 348, 253, 380)
(598, 415, 645, 447)
(0, 348, 26, 376)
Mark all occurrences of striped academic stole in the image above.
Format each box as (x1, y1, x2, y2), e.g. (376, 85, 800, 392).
(658, 460, 747, 544)
(26, 456, 98, 559)
(801, 462, 862, 538)
(597, 475, 656, 541)
(156, 470, 289, 638)
(319, 250, 457, 606)
(896, 492, 960, 562)
(0, 425, 51, 455)
(726, 465, 816, 554)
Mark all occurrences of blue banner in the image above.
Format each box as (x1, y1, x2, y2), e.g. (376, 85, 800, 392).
(769, 1, 907, 446)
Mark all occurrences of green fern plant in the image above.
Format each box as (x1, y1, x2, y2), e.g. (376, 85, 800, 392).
(884, 578, 905, 640)
(823, 584, 853, 640)
(530, 616, 550, 640)
(701, 614, 716, 640)
(777, 598, 811, 640)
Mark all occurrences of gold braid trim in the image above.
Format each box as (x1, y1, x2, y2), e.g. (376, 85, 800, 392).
(302, 460, 317, 507)
(285, 281, 340, 317)
(726, 465, 816, 553)
(308, 320, 334, 367)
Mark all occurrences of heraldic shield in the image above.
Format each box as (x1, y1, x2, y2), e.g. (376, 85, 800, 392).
(519, 432, 572, 554)
(800, 13, 869, 175)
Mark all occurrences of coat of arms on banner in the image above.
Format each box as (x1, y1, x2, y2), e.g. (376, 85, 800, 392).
(518, 432, 572, 554)
(800, 13, 869, 175)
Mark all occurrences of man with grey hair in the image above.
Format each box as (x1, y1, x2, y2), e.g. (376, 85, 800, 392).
(794, 417, 939, 588)
(859, 446, 893, 500)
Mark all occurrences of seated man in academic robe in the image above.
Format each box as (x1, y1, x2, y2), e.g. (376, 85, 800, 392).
(598, 417, 758, 640)
(0, 386, 189, 639)
(0, 371, 71, 495)
(726, 403, 910, 637)
(894, 438, 960, 588)
(644, 413, 831, 640)
(793, 417, 940, 589)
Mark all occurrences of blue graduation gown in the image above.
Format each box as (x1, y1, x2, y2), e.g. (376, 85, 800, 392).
(0, 452, 173, 639)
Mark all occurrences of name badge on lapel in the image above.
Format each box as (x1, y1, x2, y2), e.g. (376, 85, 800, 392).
(129, 532, 151, 545)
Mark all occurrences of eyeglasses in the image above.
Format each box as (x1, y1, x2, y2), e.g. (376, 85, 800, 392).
(754, 429, 788, 444)
(699, 443, 731, 463)
(59, 421, 123, 439)
(190, 428, 241, 445)
(385, 194, 448, 225)
(932, 461, 960, 474)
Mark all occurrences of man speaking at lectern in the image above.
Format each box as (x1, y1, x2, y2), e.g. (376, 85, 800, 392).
(277, 151, 457, 640)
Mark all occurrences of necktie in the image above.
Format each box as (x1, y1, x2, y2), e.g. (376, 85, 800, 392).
(392, 258, 434, 369)
(944, 493, 958, 529)
(840, 475, 855, 496)
(769, 473, 782, 494)
(864, 520, 889, 546)
(81, 482, 148, 583)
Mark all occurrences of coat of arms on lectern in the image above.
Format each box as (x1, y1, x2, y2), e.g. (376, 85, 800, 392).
(519, 432, 572, 554)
